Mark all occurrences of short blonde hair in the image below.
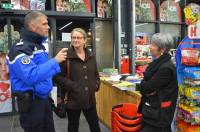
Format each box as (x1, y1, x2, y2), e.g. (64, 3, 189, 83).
(71, 28, 87, 39)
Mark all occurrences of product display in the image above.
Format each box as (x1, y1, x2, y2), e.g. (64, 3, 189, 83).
(135, 32, 152, 77)
(184, 3, 200, 25)
(176, 43, 200, 126)
(181, 48, 200, 66)
(11, 0, 45, 10)
(176, 3, 200, 129)
(97, 0, 112, 18)
(0, 52, 12, 113)
(56, 0, 91, 13)
(135, 0, 156, 21)
(160, 0, 181, 22)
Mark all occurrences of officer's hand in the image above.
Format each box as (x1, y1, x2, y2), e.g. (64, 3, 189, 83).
(55, 48, 68, 63)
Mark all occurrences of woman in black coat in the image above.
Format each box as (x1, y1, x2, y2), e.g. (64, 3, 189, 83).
(136, 33, 178, 132)
(53, 28, 101, 132)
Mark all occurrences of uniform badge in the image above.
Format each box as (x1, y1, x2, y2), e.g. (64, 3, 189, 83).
(21, 56, 31, 64)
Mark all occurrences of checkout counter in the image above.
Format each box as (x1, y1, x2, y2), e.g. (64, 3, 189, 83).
(95, 79, 141, 128)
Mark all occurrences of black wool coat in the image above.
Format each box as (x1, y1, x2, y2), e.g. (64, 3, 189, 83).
(136, 54, 178, 127)
(53, 47, 100, 109)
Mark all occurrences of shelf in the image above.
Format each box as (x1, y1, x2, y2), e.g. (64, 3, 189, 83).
(94, 17, 113, 21)
(136, 20, 158, 23)
(160, 21, 185, 25)
(0, 9, 96, 18)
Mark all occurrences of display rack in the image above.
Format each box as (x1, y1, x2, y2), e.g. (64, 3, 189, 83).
(175, 1, 200, 131)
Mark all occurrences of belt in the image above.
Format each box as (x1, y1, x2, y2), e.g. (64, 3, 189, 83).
(161, 101, 172, 108)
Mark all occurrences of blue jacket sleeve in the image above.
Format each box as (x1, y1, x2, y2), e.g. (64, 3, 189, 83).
(10, 57, 60, 86)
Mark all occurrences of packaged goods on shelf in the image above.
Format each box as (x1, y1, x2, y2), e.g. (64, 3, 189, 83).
(176, 35, 200, 127)
(30, 0, 45, 10)
(56, 0, 91, 13)
(11, 0, 45, 10)
(177, 119, 200, 132)
(135, 32, 152, 77)
(177, 103, 200, 125)
(181, 48, 200, 66)
(102, 68, 118, 76)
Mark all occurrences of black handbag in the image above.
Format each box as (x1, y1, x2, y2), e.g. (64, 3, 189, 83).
(49, 97, 66, 118)
(54, 101, 67, 118)
(52, 59, 70, 118)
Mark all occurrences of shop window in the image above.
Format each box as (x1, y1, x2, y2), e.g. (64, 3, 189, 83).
(136, 0, 156, 21)
(160, 0, 182, 22)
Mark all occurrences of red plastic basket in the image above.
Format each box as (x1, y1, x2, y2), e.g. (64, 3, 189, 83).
(111, 103, 142, 132)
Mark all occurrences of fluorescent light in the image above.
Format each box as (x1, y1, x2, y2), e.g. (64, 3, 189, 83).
(59, 22, 73, 30)
(136, 23, 148, 27)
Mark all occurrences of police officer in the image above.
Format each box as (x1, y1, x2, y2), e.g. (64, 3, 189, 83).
(7, 11, 67, 132)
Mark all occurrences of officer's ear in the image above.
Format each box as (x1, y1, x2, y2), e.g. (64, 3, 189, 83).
(28, 21, 37, 32)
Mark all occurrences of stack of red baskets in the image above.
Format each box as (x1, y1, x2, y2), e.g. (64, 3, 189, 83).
(111, 103, 142, 132)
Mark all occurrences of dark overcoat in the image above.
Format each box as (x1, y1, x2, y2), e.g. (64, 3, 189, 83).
(53, 47, 100, 109)
(136, 54, 178, 127)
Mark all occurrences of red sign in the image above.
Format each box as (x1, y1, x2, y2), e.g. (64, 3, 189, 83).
(188, 25, 200, 39)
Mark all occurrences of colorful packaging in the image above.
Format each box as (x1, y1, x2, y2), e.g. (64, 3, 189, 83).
(178, 103, 200, 125)
(181, 48, 199, 66)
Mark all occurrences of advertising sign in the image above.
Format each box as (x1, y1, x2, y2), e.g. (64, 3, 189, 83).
(0, 52, 12, 113)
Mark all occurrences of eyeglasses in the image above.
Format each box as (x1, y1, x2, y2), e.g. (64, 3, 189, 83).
(71, 36, 84, 40)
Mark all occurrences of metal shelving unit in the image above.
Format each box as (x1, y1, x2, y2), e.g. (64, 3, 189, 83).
(113, 0, 192, 74)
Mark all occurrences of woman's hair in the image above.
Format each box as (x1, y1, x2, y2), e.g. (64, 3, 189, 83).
(71, 28, 87, 39)
(0, 52, 6, 60)
(151, 33, 174, 53)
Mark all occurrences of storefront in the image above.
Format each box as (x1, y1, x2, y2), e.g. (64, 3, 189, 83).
(0, 1, 200, 131)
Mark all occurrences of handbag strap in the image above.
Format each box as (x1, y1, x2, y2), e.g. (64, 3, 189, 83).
(67, 59, 70, 79)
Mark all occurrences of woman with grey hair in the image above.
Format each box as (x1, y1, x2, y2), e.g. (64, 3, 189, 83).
(136, 33, 178, 132)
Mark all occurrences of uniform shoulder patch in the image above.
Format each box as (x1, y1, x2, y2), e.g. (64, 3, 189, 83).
(16, 39, 24, 46)
(21, 56, 31, 64)
(16, 41, 23, 46)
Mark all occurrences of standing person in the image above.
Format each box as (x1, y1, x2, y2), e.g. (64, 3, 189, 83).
(53, 28, 101, 132)
(7, 11, 67, 132)
(136, 33, 178, 132)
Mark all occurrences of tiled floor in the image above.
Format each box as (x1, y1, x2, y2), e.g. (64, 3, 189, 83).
(0, 113, 110, 132)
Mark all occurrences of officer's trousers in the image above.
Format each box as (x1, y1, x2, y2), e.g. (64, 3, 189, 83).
(19, 97, 55, 132)
(66, 106, 101, 132)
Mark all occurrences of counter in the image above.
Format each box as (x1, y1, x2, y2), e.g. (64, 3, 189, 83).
(95, 80, 141, 128)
